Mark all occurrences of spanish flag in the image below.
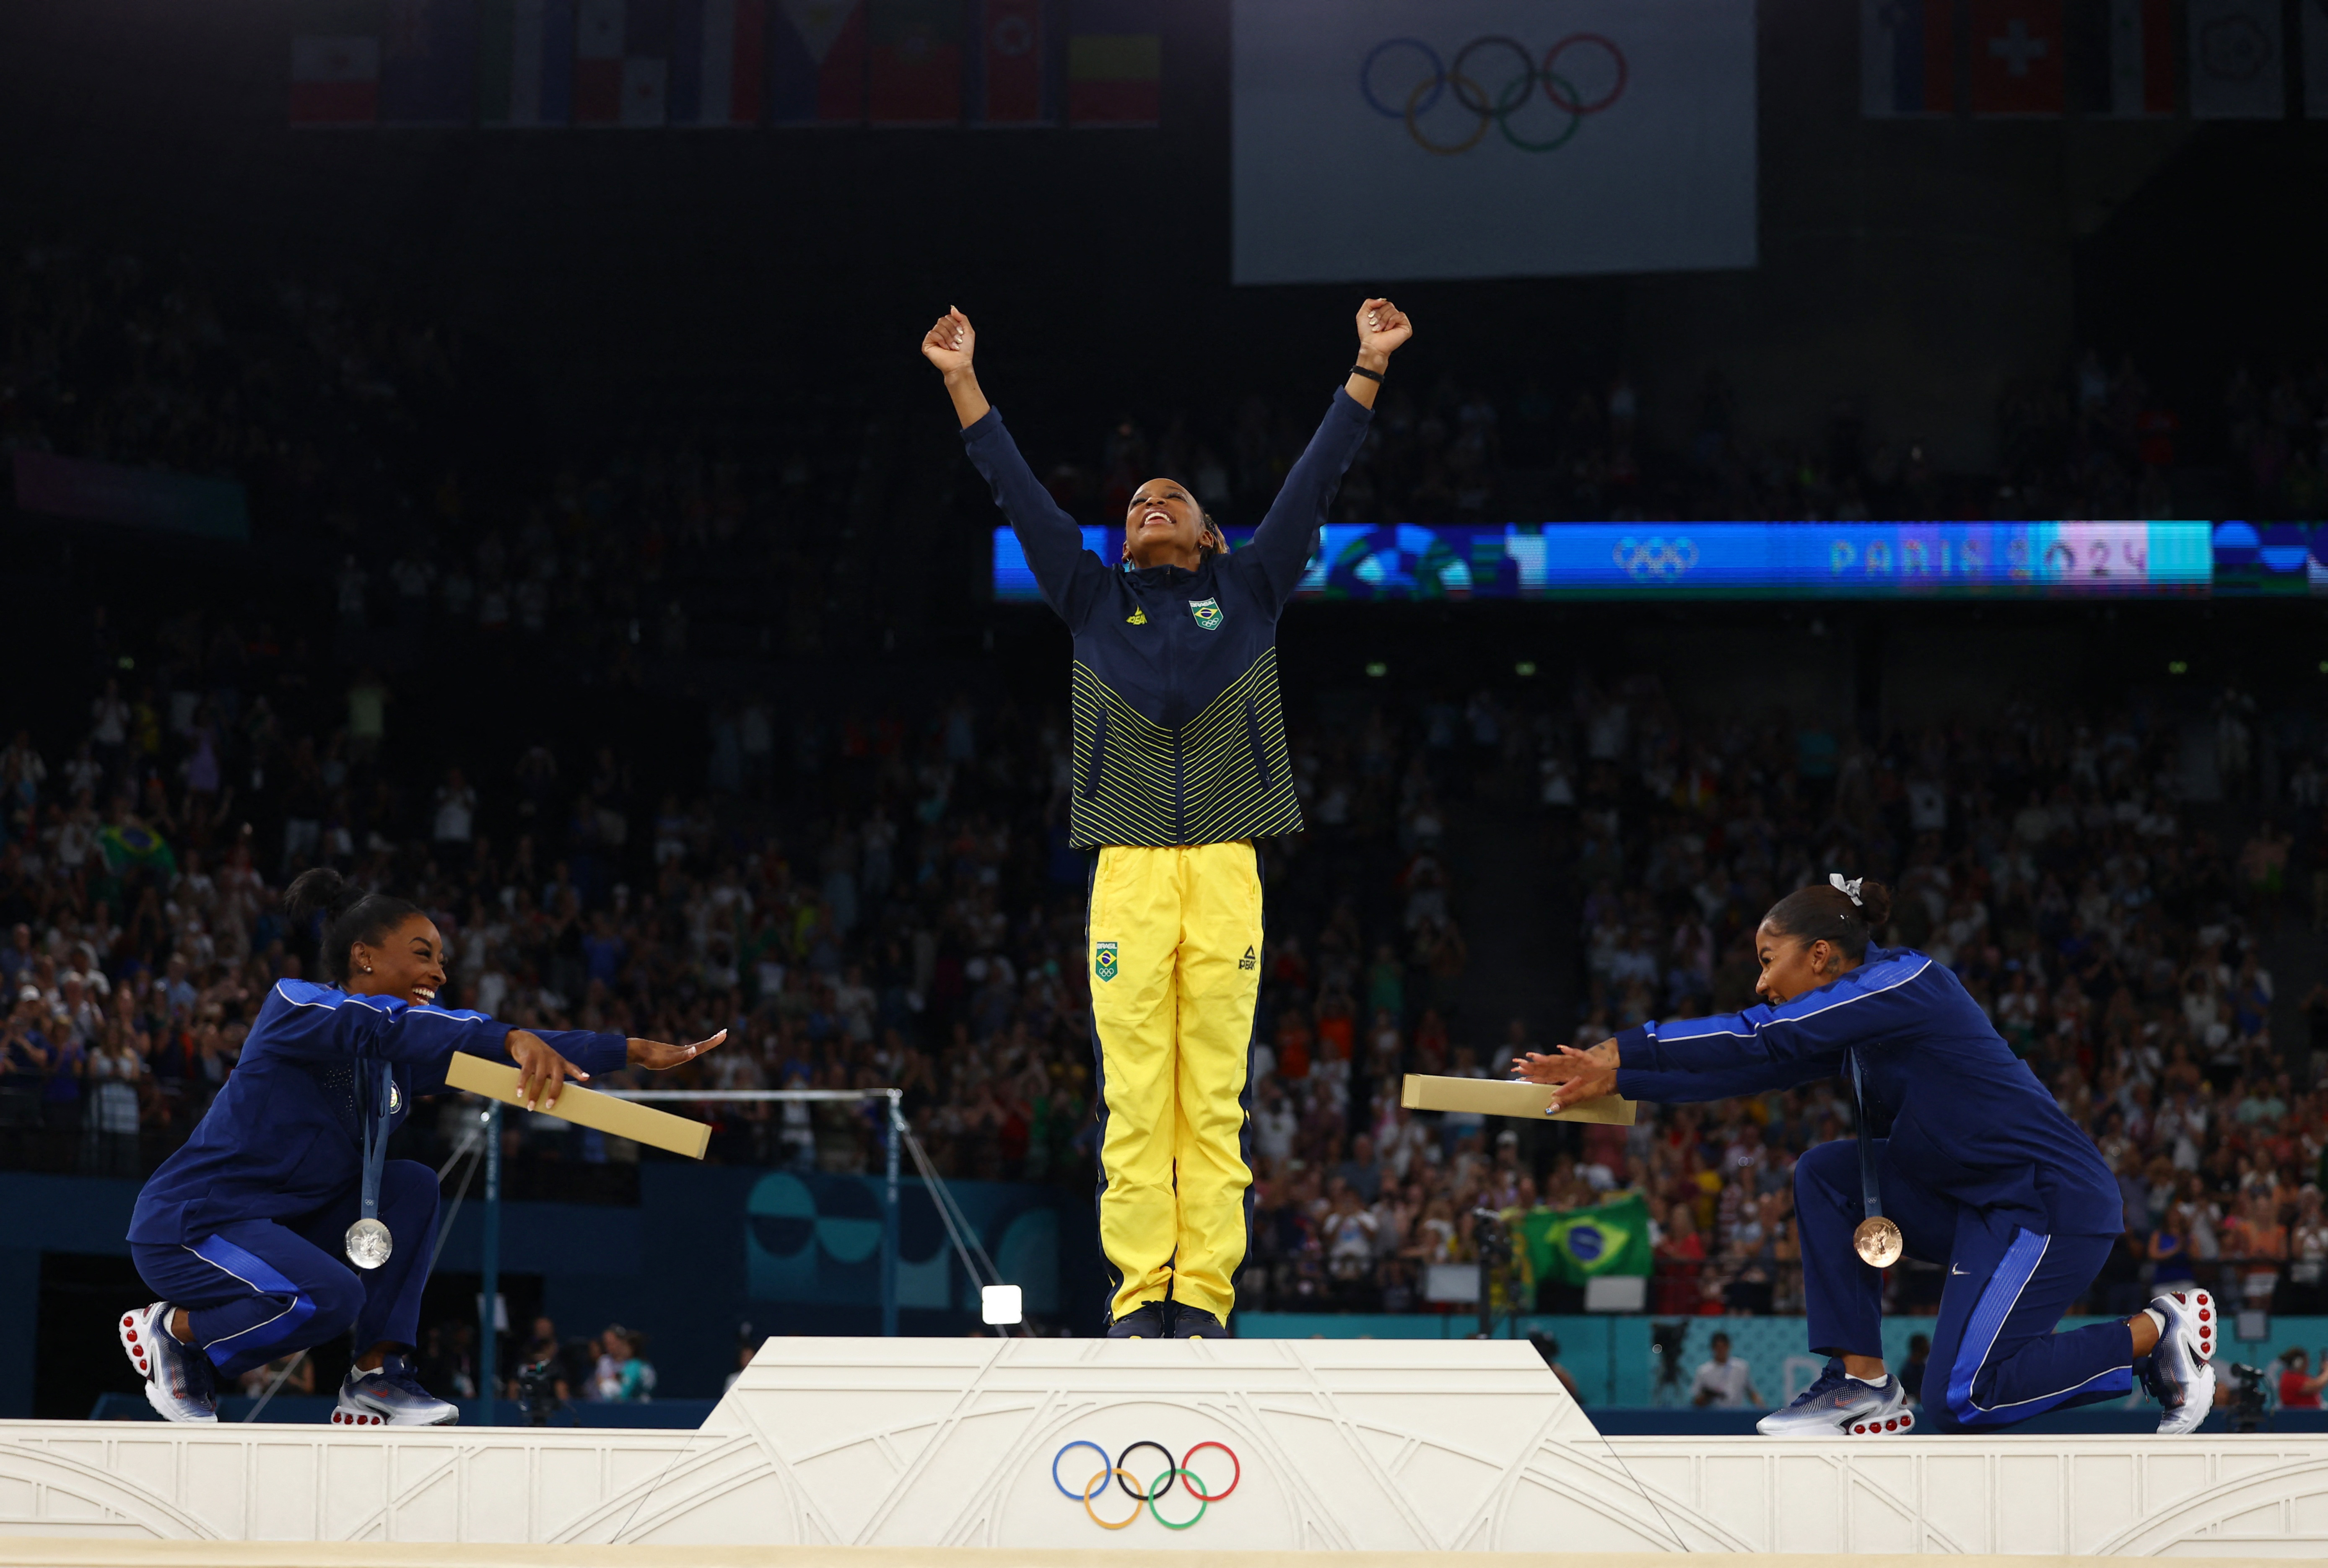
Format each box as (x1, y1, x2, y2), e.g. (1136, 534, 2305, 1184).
(1067, 0, 1157, 127)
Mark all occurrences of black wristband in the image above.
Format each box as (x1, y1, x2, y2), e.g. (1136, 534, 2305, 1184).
(1347, 364, 1384, 384)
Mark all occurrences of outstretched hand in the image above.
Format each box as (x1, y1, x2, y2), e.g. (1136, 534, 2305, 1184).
(1510, 1039, 1619, 1111)
(628, 1028, 728, 1073)
(1356, 297, 1413, 365)
(921, 307, 975, 376)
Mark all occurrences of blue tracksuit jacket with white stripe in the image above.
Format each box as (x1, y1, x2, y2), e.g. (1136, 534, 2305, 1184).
(1612, 947, 2120, 1237)
(127, 980, 624, 1245)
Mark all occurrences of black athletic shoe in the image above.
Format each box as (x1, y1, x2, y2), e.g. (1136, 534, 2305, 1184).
(1106, 1301, 1169, 1338)
(1170, 1309, 1225, 1339)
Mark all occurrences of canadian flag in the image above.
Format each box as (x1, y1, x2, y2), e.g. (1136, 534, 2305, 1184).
(290, 35, 382, 125)
(1969, 0, 2064, 116)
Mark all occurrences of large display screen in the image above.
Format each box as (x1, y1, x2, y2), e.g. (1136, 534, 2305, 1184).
(991, 522, 2273, 601)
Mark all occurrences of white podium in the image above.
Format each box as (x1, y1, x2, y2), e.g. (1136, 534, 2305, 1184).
(4, 1337, 2328, 1556)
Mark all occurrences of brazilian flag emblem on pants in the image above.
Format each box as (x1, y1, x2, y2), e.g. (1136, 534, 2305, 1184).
(1094, 941, 1119, 982)
(1518, 1194, 1653, 1287)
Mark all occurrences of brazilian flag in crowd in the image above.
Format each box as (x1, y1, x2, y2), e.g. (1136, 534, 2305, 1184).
(1518, 1194, 1653, 1287)
(98, 821, 177, 879)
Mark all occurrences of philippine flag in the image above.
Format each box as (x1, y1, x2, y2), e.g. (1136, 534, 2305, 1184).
(771, 0, 867, 123)
(671, 0, 768, 125)
(1861, 0, 1954, 117)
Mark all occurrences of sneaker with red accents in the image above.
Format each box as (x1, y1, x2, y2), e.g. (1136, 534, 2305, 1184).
(334, 1353, 458, 1427)
(1755, 1359, 1913, 1438)
(119, 1302, 216, 1423)
(2146, 1288, 2217, 1437)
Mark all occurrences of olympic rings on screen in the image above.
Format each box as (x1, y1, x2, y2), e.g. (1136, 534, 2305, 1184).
(1051, 1440, 1111, 1500)
(1181, 1440, 1241, 1501)
(1051, 1439, 1242, 1529)
(1612, 536, 1700, 581)
(1081, 1467, 1144, 1530)
(1146, 1468, 1209, 1530)
(1359, 34, 1628, 156)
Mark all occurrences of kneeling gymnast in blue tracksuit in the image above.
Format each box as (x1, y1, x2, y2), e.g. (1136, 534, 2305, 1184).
(119, 868, 723, 1424)
(1517, 875, 2219, 1438)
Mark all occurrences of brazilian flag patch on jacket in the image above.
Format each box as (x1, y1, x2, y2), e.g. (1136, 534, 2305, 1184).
(1188, 597, 1223, 630)
(1094, 941, 1119, 982)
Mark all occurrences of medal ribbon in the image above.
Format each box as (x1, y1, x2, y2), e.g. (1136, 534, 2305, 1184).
(359, 1058, 394, 1225)
(1846, 1046, 1885, 1225)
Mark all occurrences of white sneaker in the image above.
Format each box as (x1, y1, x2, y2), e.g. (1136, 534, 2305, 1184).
(332, 1353, 459, 1426)
(2146, 1287, 2217, 1437)
(119, 1302, 216, 1423)
(1755, 1361, 1915, 1438)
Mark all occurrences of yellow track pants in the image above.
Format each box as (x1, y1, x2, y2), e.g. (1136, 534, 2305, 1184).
(1087, 840, 1262, 1323)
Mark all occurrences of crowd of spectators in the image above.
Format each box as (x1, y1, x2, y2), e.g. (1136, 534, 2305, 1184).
(4, 239, 2325, 1338)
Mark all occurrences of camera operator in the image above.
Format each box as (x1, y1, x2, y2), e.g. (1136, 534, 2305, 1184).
(2278, 1347, 2328, 1410)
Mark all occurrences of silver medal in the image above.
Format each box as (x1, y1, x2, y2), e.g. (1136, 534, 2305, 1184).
(345, 1217, 394, 1270)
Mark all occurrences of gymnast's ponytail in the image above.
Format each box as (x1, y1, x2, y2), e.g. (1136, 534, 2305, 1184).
(284, 868, 422, 987)
(1760, 875, 1893, 962)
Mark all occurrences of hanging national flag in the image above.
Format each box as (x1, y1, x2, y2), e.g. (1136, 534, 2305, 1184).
(1969, 0, 2063, 114)
(1860, 0, 1954, 118)
(2105, 0, 2175, 117)
(1517, 1194, 1653, 1289)
(575, 0, 670, 124)
(379, 0, 475, 124)
(771, 0, 867, 123)
(2304, 0, 2328, 119)
(2188, 0, 2285, 119)
(868, 0, 963, 124)
(1067, 0, 1158, 126)
(671, 0, 768, 125)
(975, 0, 1049, 125)
(479, 0, 577, 126)
(291, 0, 384, 126)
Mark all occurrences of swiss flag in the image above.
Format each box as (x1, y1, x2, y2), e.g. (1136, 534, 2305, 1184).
(1970, 0, 2065, 114)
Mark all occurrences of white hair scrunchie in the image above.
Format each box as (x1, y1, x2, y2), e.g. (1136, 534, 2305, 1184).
(1828, 873, 1864, 907)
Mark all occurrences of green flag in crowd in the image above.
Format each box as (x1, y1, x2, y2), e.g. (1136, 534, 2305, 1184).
(1518, 1193, 1653, 1287)
(98, 820, 177, 879)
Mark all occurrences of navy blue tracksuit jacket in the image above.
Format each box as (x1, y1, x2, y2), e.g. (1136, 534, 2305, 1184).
(1615, 948, 2142, 1430)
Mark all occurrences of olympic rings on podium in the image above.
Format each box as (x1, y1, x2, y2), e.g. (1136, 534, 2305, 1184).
(1051, 1439, 1242, 1528)
(1051, 1440, 1111, 1500)
(1145, 1468, 1209, 1530)
(1359, 34, 1629, 157)
(1182, 1440, 1241, 1501)
(1115, 1440, 1178, 1500)
(1081, 1467, 1145, 1530)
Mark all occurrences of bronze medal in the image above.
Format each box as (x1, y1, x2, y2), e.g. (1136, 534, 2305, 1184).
(1853, 1214, 1903, 1268)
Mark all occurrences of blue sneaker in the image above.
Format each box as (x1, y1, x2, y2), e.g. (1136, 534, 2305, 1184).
(1755, 1359, 1913, 1438)
(119, 1301, 216, 1423)
(1170, 1308, 1226, 1338)
(334, 1352, 459, 1426)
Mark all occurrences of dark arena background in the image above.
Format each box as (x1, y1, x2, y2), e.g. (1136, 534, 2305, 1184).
(3, 0, 2328, 1560)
